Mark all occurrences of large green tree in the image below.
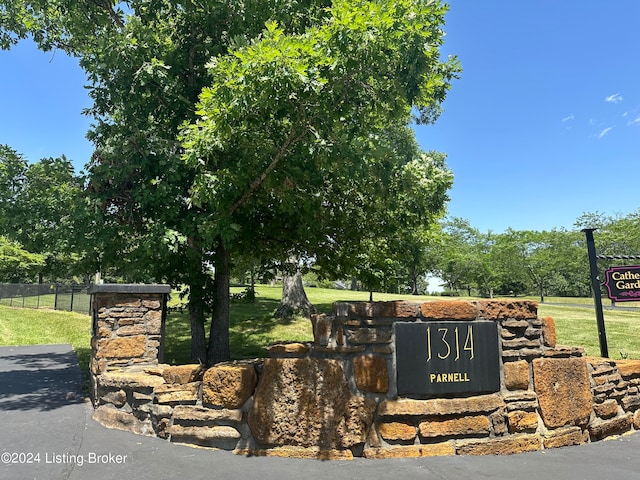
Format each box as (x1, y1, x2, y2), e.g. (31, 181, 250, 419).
(433, 218, 487, 295)
(182, 1, 458, 362)
(14, 156, 84, 281)
(0, 146, 83, 281)
(0, 145, 27, 236)
(575, 211, 640, 258)
(0, 236, 44, 282)
(491, 229, 586, 300)
(2, 0, 338, 364)
(2, 0, 458, 365)
(329, 149, 452, 297)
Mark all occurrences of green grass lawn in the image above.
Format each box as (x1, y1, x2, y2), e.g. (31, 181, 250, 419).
(164, 286, 445, 363)
(0, 294, 56, 309)
(0, 291, 92, 311)
(0, 306, 93, 372)
(537, 303, 640, 359)
(1, 287, 639, 375)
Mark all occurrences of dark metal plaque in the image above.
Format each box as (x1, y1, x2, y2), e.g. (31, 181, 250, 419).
(395, 321, 500, 397)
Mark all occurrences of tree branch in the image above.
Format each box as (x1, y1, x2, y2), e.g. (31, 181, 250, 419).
(229, 129, 308, 215)
(90, 0, 125, 29)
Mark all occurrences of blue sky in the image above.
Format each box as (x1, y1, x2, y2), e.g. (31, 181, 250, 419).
(1, 1, 639, 233)
(417, 1, 640, 232)
(0, 41, 92, 169)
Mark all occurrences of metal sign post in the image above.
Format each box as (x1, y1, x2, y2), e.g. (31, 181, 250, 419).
(582, 228, 609, 358)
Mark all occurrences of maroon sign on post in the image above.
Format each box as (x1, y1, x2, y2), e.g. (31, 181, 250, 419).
(604, 266, 640, 302)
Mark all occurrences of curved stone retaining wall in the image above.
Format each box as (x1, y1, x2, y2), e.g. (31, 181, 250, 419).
(89, 288, 640, 459)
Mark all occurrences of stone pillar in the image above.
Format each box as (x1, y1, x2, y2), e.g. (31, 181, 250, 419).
(89, 284, 171, 403)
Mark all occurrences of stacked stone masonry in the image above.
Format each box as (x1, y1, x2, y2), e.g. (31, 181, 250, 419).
(89, 285, 171, 403)
(90, 291, 640, 459)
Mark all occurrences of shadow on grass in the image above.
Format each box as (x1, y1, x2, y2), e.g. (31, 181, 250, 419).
(164, 297, 309, 364)
(163, 311, 192, 365)
(313, 301, 335, 315)
(230, 298, 298, 359)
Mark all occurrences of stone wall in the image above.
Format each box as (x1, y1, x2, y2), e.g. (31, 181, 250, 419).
(89, 284, 171, 404)
(90, 292, 640, 459)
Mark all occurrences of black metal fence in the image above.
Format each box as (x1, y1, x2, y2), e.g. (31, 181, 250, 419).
(0, 283, 91, 315)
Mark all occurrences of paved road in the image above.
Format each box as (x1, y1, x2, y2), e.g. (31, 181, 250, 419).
(1, 344, 640, 480)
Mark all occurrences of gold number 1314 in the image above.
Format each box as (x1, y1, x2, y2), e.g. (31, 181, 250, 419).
(426, 326, 474, 361)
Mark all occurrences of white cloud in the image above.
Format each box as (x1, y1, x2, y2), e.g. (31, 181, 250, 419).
(605, 93, 623, 103)
(628, 116, 640, 126)
(562, 114, 574, 122)
(597, 126, 614, 138)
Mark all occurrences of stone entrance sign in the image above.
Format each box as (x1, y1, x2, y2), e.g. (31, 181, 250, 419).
(395, 321, 500, 396)
(89, 294, 640, 459)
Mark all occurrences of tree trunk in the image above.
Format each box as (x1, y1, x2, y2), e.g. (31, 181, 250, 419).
(188, 282, 207, 364)
(411, 266, 419, 295)
(276, 269, 316, 318)
(207, 238, 231, 366)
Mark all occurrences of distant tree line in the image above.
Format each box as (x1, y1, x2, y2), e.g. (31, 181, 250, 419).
(2, 140, 637, 305)
(0, 145, 85, 283)
(237, 213, 640, 301)
(346, 212, 640, 300)
(401, 212, 640, 299)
